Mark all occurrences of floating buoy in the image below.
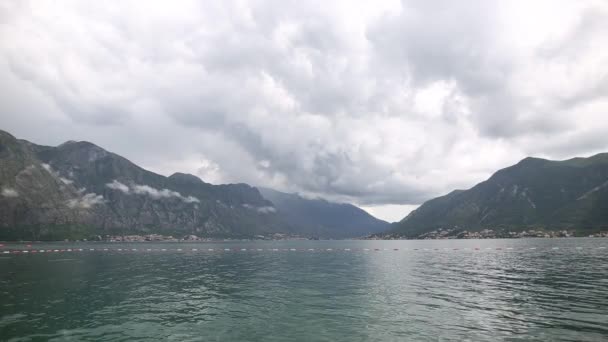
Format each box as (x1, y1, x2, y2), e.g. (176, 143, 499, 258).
(0, 245, 604, 256)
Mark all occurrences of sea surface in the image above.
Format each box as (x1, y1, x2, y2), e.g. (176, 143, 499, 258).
(1, 238, 607, 341)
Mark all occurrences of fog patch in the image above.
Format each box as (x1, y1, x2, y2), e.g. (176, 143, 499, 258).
(1, 188, 19, 198)
(133, 185, 181, 199)
(183, 196, 200, 203)
(41, 163, 75, 185)
(106, 180, 200, 203)
(106, 180, 130, 194)
(132, 184, 201, 203)
(256, 206, 277, 214)
(59, 177, 73, 185)
(242, 203, 276, 214)
(67, 193, 105, 208)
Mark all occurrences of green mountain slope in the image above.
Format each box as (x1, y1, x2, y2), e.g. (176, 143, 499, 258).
(391, 154, 608, 237)
(0, 130, 288, 240)
(259, 188, 389, 238)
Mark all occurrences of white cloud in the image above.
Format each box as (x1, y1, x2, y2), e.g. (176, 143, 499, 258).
(106, 179, 200, 203)
(133, 185, 181, 199)
(59, 177, 73, 185)
(243, 203, 277, 214)
(256, 206, 277, 214)
(106, 180, 130, 193)
(184, 196, 200, 203)
(1, 187, 19, 198)
(41, 163, 75, 185)
(361, 204, 419, 223)
(106, 181, 200, 203)
(67, 193, 105, 208)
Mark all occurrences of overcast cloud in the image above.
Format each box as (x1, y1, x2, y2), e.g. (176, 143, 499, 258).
(1, 0, 607, 221)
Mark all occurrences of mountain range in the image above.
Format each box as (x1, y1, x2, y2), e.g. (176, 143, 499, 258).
(390, 153, 608, 237)
(3, 128, 608, 241)
(0, 129, 387, 240)
(258, 188, 388, 238)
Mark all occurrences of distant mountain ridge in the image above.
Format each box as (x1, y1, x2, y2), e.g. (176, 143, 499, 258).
(0, 129, 391, 240)
(0, 130, 288, 240)
(390, 153, 608, 237)
(259, 188, 389, 238)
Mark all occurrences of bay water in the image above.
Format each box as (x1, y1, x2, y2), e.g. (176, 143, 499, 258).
(1, 239, 607, 341)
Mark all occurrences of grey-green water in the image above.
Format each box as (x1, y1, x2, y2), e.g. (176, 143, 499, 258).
(1, 239, 607, 341)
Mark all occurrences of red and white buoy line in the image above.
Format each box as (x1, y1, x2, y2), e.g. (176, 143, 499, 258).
(0, 246, 606, 255)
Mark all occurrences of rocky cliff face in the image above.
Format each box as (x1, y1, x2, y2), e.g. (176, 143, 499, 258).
(391, 154, 608, 237)
(0, 130, 288, 240)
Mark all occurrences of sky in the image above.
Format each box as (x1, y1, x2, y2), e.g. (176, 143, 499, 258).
(1, 0, 607, 222)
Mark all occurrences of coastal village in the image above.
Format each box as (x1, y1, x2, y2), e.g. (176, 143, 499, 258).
(374, 228, 608, 240)
(102, 233, 305, 242)
(94, 229, 608, 242)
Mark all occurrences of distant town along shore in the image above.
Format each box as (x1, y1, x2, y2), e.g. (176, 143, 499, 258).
(371, 228, 608, 240)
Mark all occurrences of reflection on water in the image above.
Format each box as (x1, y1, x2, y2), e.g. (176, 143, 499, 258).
(1, 239, 607, 341)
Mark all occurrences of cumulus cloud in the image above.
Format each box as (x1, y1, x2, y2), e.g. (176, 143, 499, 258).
(1, 0, 607, 221)
(67, 193, 105, 208)
(106, 180, 200, 203)
(1, 187, 19, 198)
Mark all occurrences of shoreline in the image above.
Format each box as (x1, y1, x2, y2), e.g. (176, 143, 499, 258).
(1, 236, 607, 244)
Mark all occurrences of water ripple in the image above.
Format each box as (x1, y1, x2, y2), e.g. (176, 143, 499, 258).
(0, 239, 607, 341)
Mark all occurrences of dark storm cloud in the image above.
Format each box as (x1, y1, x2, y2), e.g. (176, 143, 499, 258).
(0, 0, 607, 220)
